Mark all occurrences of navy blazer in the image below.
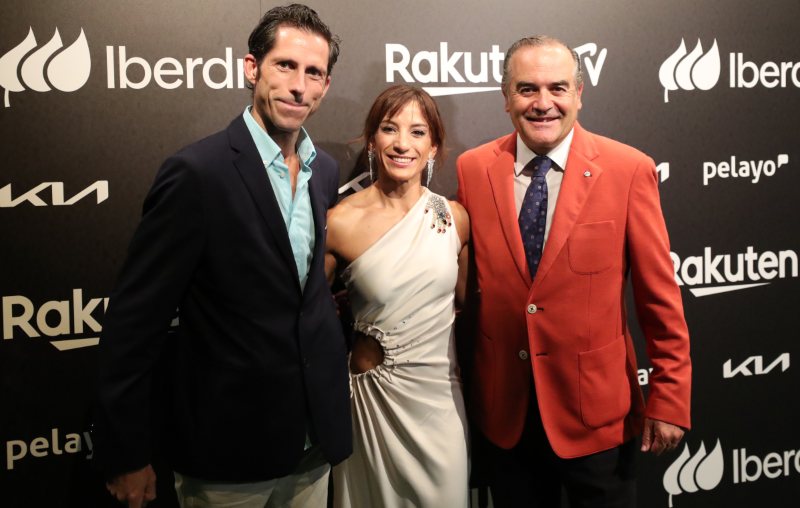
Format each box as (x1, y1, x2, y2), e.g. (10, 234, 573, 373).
(94, 115, 352, 481)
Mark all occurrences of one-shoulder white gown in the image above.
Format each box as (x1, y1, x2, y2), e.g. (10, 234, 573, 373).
(333, 189, 469, 508)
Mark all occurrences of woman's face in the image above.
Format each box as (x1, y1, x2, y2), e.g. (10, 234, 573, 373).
(371, 100, 437, 184)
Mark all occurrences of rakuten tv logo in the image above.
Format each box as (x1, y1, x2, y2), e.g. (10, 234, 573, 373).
(660, 38, 800, 102)
(386, 42, 606, 97)
(663, 440, 724, 507)
(2, 289, 108, 351)
(671, 246, 798, 297)
(0, 28, 90, 108)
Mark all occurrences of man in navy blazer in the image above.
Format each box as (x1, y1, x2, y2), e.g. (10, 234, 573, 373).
(94, 5, 351, 507)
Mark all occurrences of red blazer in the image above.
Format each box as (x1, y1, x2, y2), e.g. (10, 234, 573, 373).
(456, 123, 691, 458)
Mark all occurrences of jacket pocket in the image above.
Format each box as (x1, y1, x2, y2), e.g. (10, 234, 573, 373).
(578, 335, 631, 428)
(568, 220, 616, 274)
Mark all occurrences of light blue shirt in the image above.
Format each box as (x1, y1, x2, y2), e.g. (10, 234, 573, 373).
(243, 106, 316, 290)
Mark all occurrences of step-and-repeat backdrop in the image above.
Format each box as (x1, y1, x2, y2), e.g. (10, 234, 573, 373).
(2, 1, 798, 506)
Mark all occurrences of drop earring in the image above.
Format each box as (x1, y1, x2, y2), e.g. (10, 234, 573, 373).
(368, 149, 375, 182)
(426, 157, 435, 186)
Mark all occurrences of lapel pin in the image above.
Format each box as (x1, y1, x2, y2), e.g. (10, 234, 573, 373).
(583, 170, 592, 177)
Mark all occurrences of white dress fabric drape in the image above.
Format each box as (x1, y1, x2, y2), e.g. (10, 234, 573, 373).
(333, 189, 469, 508)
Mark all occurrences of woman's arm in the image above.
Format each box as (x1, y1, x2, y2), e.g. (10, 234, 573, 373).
(450, 200, 470, 308)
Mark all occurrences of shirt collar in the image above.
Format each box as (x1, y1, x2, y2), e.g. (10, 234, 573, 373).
(514, 128, 574, 176)
(242, 106, 317, 169)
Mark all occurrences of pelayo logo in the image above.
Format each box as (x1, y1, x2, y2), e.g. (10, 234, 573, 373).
(663, 440, 724, 507)
(0, 27, 91, 108)
(659, 39, 721, 103)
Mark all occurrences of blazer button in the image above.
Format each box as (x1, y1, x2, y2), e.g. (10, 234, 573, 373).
(527, 304, 537, 314)
(519, 350, 529, 360)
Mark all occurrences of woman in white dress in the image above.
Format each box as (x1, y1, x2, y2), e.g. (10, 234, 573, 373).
(326, 85, 470, 508)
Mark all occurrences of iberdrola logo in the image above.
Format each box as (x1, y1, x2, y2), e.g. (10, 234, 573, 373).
(0, 27, 91, 108)
(659, 39, 721, 103)
(663, 439, 724, 507)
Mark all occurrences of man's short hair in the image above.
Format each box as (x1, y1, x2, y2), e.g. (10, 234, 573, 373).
(501, 36, 583, 92)
(247, 3, 340, 75)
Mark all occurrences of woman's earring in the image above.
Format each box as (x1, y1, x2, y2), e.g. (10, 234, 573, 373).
(426, 157, 435, 186)
(368, 150, 375, 182)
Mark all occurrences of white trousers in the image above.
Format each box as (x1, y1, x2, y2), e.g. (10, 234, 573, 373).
(174, 447, 330, 508)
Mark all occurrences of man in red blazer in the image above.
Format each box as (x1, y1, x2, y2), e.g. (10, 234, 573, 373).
(457, 36, 691, 507)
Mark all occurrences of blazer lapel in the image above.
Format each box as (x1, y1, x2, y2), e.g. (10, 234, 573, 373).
(487, 134, 530, 286)
(227, 117, 300, 287)
(533, 123, 602, 289)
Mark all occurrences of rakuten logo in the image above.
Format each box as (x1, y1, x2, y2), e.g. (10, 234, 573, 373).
(0, 27, 91, 107)
(703, 154, 789, 185)
(723, 353, 790, 378)
(5, 428, 92, 471)
(660, 38, 800, 102)
(670, 246, 798, 297)
(385, 42, 606, 96)
(2, 289, 108, 350)
(0, 181, 108, 207)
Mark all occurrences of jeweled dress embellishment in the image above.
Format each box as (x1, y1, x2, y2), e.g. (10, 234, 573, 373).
(423, 195, 452, 234)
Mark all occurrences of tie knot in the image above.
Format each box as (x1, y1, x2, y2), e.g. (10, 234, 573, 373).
(529, 156, 552, 177)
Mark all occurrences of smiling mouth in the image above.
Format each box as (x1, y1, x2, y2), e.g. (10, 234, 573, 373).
(277, 99, 308, 109)
(526, 116, 559, 123)
(387, 155, 415, 164)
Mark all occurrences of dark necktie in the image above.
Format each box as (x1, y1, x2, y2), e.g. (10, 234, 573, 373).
(518, 155, 552, 280)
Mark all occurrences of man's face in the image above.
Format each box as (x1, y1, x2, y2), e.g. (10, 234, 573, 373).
(244, 26, 331, 136)
(504, 44, 583, 154)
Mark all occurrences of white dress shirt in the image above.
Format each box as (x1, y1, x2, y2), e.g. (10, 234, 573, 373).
(513, 128, 575, 248)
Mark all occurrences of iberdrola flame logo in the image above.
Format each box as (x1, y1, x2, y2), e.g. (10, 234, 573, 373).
(659, 38, 721, 103)
(0, 27, 91, 108)
(663, 439, 724, 507)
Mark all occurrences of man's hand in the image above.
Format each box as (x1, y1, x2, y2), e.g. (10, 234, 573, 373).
(641, 417, 684, 455)
(106, 464, 156, 508)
